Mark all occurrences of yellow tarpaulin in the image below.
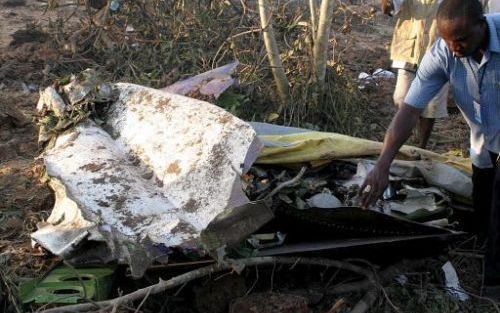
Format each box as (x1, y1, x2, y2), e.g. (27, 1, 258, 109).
(256, 131, 472, 174)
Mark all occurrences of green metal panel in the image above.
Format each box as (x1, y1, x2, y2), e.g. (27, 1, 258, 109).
(19, 265, 115, 304)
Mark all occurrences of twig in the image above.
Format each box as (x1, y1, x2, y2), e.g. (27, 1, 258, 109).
(38, 257, 373, 313)
(349, 289, 379, 313)
(449, 250, 484, 259)
(173, 282, 187, 297)
(327, 298, 346, 313)
(378, 283, 401, 313)
(245, 265, 259, 296)
(0, 270, 22, 313)
(133, 287, 152, 313)
(257, 166, 307, 200)
(270, 260, 276, 292)
(326, 259, 427, 295)
(325, 266, 342, 288)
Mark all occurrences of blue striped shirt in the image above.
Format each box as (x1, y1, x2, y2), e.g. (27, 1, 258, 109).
(405, 13, 500, 168)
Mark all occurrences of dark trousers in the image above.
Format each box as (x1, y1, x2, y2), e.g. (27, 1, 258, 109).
(472, 151, 500, 285)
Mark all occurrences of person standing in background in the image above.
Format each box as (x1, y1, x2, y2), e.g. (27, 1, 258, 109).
(382, 0, 449, 149)
(482, 0, 500, 13)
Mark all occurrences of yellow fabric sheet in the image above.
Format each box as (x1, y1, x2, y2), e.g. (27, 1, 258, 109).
(256, 131, 472, 174)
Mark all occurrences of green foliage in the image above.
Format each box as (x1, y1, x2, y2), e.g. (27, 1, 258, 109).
(216, 90, 250, 116)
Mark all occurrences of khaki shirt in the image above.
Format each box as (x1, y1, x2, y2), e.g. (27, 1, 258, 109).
(390, 0, 440, 67)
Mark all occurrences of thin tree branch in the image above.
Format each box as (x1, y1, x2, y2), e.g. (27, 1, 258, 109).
(349, 289, 379, 313)
(257, 166, 307, 200)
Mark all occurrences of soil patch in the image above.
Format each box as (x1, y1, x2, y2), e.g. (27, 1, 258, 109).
(9, 27, 48, 48)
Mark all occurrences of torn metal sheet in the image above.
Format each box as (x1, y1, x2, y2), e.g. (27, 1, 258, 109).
(340, 159, 472, 199)
(256, 234, 459, 257)
(256, 206, 463, 257)
(247, 232, 286, 249)
(32, 83, 262, 277)
(200, 200, 274, 251)
(161, 61, 238, 98)
(383, 185, 450, 217)
(384, 191, 439, 215)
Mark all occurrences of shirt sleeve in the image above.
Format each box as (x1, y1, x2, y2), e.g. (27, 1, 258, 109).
(404, 39, 450, 109)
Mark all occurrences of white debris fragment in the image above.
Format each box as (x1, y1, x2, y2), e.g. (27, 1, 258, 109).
(394, 274, 408, 286)
(32, 82, 262, 277)
(306, 192, 342, 209)
(442, 261, 469, 302)
(37, 86, 67, 116)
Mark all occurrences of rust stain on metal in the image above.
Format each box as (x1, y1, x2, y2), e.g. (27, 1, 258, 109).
(155, 98, 171, 113)
(217, 113, 232, 124)
(131, 90, 152, 106)
(141, 91, 152, 103)
(166, 160, 181, 175)
(80, 162, 107, 172)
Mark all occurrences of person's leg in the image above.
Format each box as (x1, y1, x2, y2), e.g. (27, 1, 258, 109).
(472, 164, 495, 236)
(419, 83, 449, 149)
(485, 152, 500, 287)
(393, 69, 413, 108)
(417, 117, 435, 149)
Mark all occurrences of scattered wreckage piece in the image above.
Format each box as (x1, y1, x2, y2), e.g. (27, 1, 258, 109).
(161, 61, 239, 99)
(32, 75, 264, 277)
(255, 206, 462, 257)
(19, 266, 115, 305)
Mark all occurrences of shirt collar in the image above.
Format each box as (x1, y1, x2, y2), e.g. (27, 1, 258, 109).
(485, 14, 500, 53)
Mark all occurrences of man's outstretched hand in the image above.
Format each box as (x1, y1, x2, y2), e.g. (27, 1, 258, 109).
(359, 164, 390, 209)
(358, 104, 422, 208)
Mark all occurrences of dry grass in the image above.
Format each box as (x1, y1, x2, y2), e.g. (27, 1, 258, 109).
(37, 0, 376, 137)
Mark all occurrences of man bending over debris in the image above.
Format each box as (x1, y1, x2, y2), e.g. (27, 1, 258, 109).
(382, 0, 449, 148)
(361, 0, 500, 295)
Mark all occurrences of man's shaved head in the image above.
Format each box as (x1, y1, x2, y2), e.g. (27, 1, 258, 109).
(436, 0, 487, 58)
(437, 0, 484, 26)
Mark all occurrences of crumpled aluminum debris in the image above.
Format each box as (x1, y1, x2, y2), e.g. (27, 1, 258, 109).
(32, 81, 262, 277)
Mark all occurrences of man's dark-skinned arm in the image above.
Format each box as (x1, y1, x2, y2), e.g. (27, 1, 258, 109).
(360, 103, 422, 208)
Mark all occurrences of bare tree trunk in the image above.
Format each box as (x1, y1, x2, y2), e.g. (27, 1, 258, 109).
(309, 0, 318, 40)
(313, 0, 335, 95)
(258, 0, 290, 110)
